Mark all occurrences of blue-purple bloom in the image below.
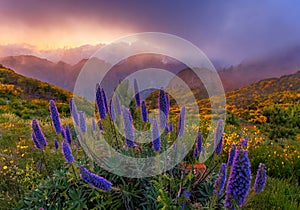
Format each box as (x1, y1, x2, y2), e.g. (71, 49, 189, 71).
(110, 99, 116, 122)
(49, 100, 62, 133)
(214, 119, 224, 155)
(122, 107, 135, 148)
(101, 87, 108, 114)
(169, 122, 173, 132)
(65, 125, 72, 144)
(54, 138, 59, 149)
(152, 118, 160, 152)
(159, 89, 168, 128)
(134, 78, 141, 107)
(183, 190, 191, 199)
(92, 118, 97, 131)
(70, 98, 79, 125)
(32, 118, 47, 147)
(61, 127, 66, 139)
(177, 106, 186, 137)
(214, 163, 227, 197)
(141, 100, 148, 122)
(79, 166, 112, 191)
(96, 84, 106, 119)
(227, 144, 236, 166)
(31, 132, 42, 149)
(98, 120, 104, 131)
(115, 94, 121, 115)
(254, 163, 267, 193)
(165, 123, 169, 134)
(165, 93, 170, 129)
(225, 149, 251, 209)
(239, 139, 248, 149)
(194, 132, 202, 158)
(62, 140, 74, 163)
(79, 111, 87, 133)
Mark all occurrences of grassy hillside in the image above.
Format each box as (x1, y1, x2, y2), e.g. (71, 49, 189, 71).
(198, 70, 300, 140)
(0, 65, 299, 209)
(0, 64, 71, 119)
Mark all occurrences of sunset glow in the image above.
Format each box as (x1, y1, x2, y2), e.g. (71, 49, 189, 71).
(1, 20, 135, 50)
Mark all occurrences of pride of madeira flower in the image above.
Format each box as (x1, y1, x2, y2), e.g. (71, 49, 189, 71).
(225, 147, 251, 209)
(49, 100, 62, 133)
(194, 132, 202, 158)
(254, 163, 267, 193)
(134, 78, 141, 107)
(177, 106, 186, 137)
(62, 140, 74, 163)
(214, 163, 227, 197)
(152, 118, 161, 152)
(79, 111, 87, 134)
(122, 107, 135, 148)
(159, 89, 168, 129)
(79, 166, 112, 191)
(214, 119, 224, 155)
(32, 119, 47, 147)
(69, 98, 79, 125)
(141, 100, 148, 122)
(227, 144, 236, 167)
(96, 83, 107, 119)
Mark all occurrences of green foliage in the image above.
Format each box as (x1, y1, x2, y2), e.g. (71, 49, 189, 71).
(249, 140, 300, 181)
(243, 177, 300, 209)
(260, 104, 300, 140)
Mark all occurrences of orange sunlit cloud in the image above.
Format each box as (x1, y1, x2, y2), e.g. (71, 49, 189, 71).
(0, 18, 136, 50)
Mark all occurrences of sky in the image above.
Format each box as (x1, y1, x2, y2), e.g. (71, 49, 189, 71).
(0, 0, 300, 64)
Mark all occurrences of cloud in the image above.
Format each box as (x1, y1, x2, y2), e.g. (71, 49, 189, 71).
(0, 0, 300, 64)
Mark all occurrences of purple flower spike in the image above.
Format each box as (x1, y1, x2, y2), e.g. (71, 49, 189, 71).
(165, 93, 170, 126)
(152, 118, 160, 152)
(194, 132, 202, 158)
(225, 149, 251, 209)
(96, 83, 106, 119)
(214, 163, 227, 197)
(214, 119, 224, 155)
(110, 99, 116, 122)
(134, 79, 141, 107)
(254, 163, 267, 193)
(31, 132, 42, 150)
(227, 144, 236, 166)
(61, 127, 66, 139)
(62, 140, 74, 163)
(98, 120, 104, 131)
(141, 100, 148, 122)
(92, 118, 97, 131)
(79, 166, 112, 191)
(165, 123, 169, 134)
(122, 107, 135, 148)
(32, 119, 47, 147)
(169, 122, 173, 132)
(49, 100, 62, 133)
(159, 89, 168, 128)
(177, 106, 186, 137)
(65, 125, 72, 144)
(239, 139, 248, 149)
(79, 111, 87, 133)
(101, 87, 108, 114)
(70, 98, 79, 126)
(54, 138, 59, 149)
(115, 94, 121, 115)
(183, 189, 191, 198)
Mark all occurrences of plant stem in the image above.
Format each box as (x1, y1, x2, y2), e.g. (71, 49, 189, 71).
(71, 163, 78, 180)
